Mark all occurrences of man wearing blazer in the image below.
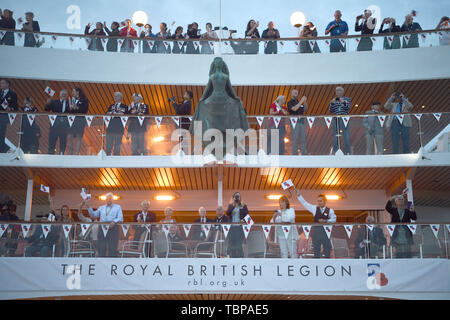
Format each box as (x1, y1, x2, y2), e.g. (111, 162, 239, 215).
(0, 79, 18, 153)
(45, 89, 70, 154)
(133, 200, 157, 257)
(384, 92, 414, 154)
(191, 207, 214, 241)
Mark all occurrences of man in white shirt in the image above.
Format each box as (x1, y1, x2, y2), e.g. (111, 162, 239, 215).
(291, 188, 336, 258)
(86, 192, 123, 257)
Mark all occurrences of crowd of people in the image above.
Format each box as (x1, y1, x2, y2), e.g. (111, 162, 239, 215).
(1, 8, 449, 52)
(0, 188, 417, 259)
(0, 78, 422, 156)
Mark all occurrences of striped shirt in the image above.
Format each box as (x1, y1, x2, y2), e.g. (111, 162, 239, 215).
(329, 97, 351, 115)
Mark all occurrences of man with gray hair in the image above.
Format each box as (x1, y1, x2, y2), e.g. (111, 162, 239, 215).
(45, 89, 70, 154)
(133, 199, 156, 256)
(354, 215, 387, 258)
(287, 89, 308, 155)
(192, 206, 213, 240)
(127, 93, 149, 155)
(329, 86, 351, 154)
(105, 92, 128, 155)
(86, 193, 123, 257)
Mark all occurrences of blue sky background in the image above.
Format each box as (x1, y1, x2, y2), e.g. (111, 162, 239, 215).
(1, 0, 448, 37)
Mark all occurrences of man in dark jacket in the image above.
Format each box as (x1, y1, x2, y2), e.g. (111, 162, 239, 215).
(0, 79, 18, 153)
(25, 222, 60, 257)
(45, 89, 70, 154)
(354, 216, 386, 258)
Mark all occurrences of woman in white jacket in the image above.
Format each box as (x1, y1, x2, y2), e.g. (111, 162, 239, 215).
(270, 196, 298, 258)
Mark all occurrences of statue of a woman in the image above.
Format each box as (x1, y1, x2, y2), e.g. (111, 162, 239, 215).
(189, 57, 250, 135)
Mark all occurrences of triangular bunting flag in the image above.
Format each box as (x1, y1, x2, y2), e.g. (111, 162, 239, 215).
(120, 116, 128, 128)
(0, 31, 6, 41)
(1, 99, 8, 110)
(15, 32, 24, 41)
(243, 214, 254, 227)
(262, 225, 271, 239)
(324, 39, 330, 47)
(282, 225, 291, 239)
(367, 224, 374, 232)
(290, 117, 298, 129)
(101, 224, 109, 237)
(242, 224, 251, 239)
(63, 224, 72, 238)
(386, 225, 395, 237)
(294, 41, 299, 46)
(34, 33, 40, 42)
(0, 224, 8, 238)
(407, 224, 417, 235)
(273, 117, 281, 128)
(302, 225, 311, 239)
(85, 115, 93, 127)
(80, 224, 90, 237)
(279, 41, 284, 46)
(187, 116, 192, 122)
(132, 40, 139, 47)
(208, 41, 215, 48)
(378, 115, 386, 127)
(202, 224, 211, 239)
(155, 117, 162, 128)
(21, 224, 31, 238)
(340, 39, 346, 46)
(309, 40, 316, 50)
(101, 38, 107, 45)
(430, 224, 440, 238)
(223, 40, 229, 46)
(52, 35, 57, 42)
(172, 116, 180, 127)
(447, 224, 450, 234)
(323, 225, 332, 239)
(118, 39, 124, 47)
(344, 225, 353, 238)
(17, 17, 24, 25)
(403, 35, 410, 45)
(342, 116, 350, 128)
(433, 113, 442, 122)
(49, 115, 57, 127)
(256, 116, 264, 128)
(221, 224, 231, 238)
(27, 114, 35, 126)
(121, 224, 129, 237)
(355, 38, 360, 44)
(67, 115, 75, 127)
(281, 179, 294, 190)
(138, 116, 145, 126)
(162, 224, 170, 237)
(307, 117, 315, 129)
(420, 33, 426, 41)
(8, 113, 16, 125)
(40, 184, 50, 193)
(414, 113, 422, 121)
(148, 40, 154, 49)
(371, 37, 377, 42)
(41, 224, 51, 238)
(395, 114, 404, 125)
(163, 41, 170, 49)
(177, 41, 184, 49)
(324, 116, 332, 129)
(103, 116, 111, 128)
(387, 36, 393, 46)
(183, 224, 192, 238)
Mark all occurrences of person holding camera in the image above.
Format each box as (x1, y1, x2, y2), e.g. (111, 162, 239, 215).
(437, 16, 449, 46)
(155, 22, 171, 53)
(401, 14, 422, 48)
(261, 21, 280, 54)
(355, 9, 376, 51)
(329, 86, 351, 155)
(170, 26, 185, 54)
(226, 192, 249, 258)
(363, 102, 384, 155)
(384, 92, 413, 154)
(299, 22, 320, 53)
(185, 22, 201, 54)
(127, 93, 149, 155)
(85, 22, 106, 51)
(140, 24, 156, 53)
(325, 10, 348, 52)
(200, 23, 218, 54)
(379, 17, 401, 50)
(270, 196, 298, 258)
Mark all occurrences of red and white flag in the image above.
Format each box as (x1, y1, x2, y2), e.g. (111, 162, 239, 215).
(177, 41, 184, 49)
(21, 224, 31, 238)
(273, 116, 281, 128)
(49, 115, 57, 127)
(102, 224, 110, 237)
(344, 225, 353, 238)
(242, 224, 251, 239)
(340, 39, 346, 46)
(40, 184, 50, 193)
(148, 40, 154, 49)
(262, 225, 271, 239)
(355, 38, 360, 44)
(47, 213, 56, 222)
(290, 117, 298, 129)
(208, 41, 215, 48)
(69, 36, 75, 44)
(256, 116, 264, 128)
(309, 40, 316, 50)
(154, 116, 163, 128)
(138, 116, 145, 126)
(323, 225, 333, 239)
(17, 17, 24, 25)
(243, 214, 254, 227)
(101, 38, 107, 45)
(120, 116, 128, 128)
(414, 113, 422, 121)
(0, 224, 8, 238)
(222, 224, 231, 238)
(132, 40, 139, 47)
(1, 100, 8, 110)
(342, 116, 350, 128)
(367, 224, 374, 231)
(118, 39, 124, 47)
(324, 117, 332, 129)
(41, 224, 51, 238)
(85, 115, 93, 127)
(120, 21, 127, 27)
(407, 224, 417, 235)
(121, 224, 129, 237)
(67, 115, 75, 127)
(80, 224, 90, 237)
(302, 225, 311, 239)
(371, 37, 377, 42)
(202, 224, 211, 238)
(282, 225, 291, 239)
(27, 114, 35, 126)
(281, 179, 294, 190)
(52, 35, 58, 42)
(103, 116, 111, 128)
(8, 113, 16, 125)
(63, 225, 72, 238)
(34, 33, 40, 42)
(433, 113, 442, 122)
(307, 116, 315, 128)
(172, 116, 180, 127)
(16, 32, 24, 41)
(183, 224, 192, 238)
(387, 36, 394, 46)
(224, 41, 229, 46)
(430, 224, 440, 238)
(420, 33, 426, 41)
(162, 224, 170, 237)
(193, 41, 200, 49)
(163, 41, 170, 49)
(294, 41, 299, 46)
(403, 35, 410, 45)
(386, 225, 396, 237)
(378, 115, 386, 127)
(279, 41, 284, 46)
(395, 114, 404, 125)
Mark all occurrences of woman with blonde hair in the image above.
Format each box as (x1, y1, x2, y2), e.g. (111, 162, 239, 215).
(271, 195, 298, 258)
(267, 95, 288, 155)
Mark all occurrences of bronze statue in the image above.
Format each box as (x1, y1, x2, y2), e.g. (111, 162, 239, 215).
(189, 57, 250, 143)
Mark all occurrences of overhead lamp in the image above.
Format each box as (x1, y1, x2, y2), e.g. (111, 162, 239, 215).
(132, 10, 148, 27)
(153, 136, 165, 142)
(98, 194, 120, 201)
(290, 11, 306, 28)
(155, 195, 176, 201)
(266, 194, 283, 200)
(325, 194, 342, 201)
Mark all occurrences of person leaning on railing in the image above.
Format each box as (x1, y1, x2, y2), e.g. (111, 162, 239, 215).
(84, 22, 106, 52)
(233, 19, 260, 55)
(155, 22, 171, 54)
(379, 17, 401, 50)
(355, 9, 376, 51)
(0, 79, 18, 153)
(299, 22, 320, 54)
(170, 26, 185, 54)
(103, 21, 120, 52)
(0, 9, 15, 46)
(261, 21, 280, 54)
(325, 10, 348, 52)
(401, 14, 422, 48)
(22, 12, 40, 48)
(185, 22, 201, 54)
(385, 194, 417, 258)
(140, 24, 156, 53)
